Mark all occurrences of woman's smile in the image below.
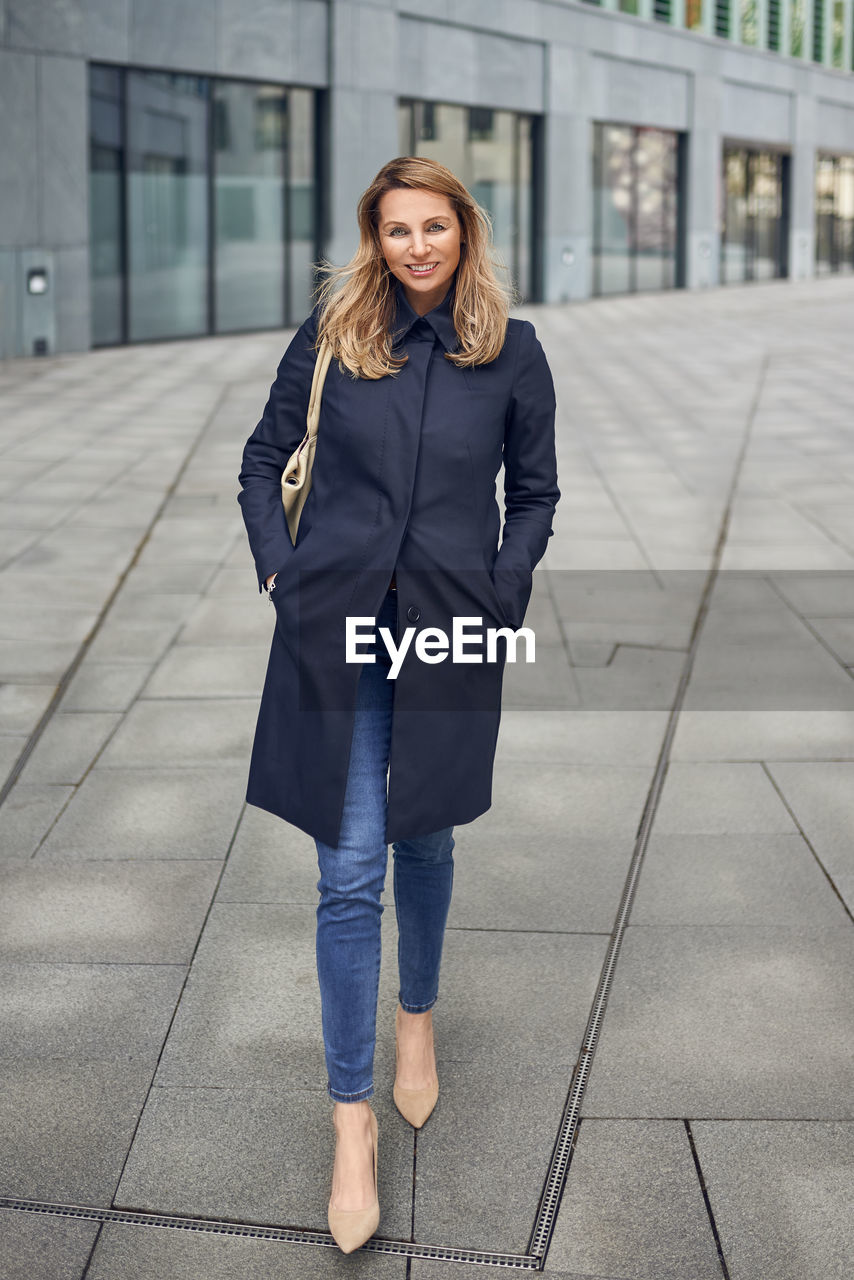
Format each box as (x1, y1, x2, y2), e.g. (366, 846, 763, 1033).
(378, 186, 463, 313)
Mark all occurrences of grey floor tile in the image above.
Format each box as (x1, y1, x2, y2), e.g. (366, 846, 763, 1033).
(0, 1061, 156, 1203)
(0, 962, 185, 1063)
(143, 644, 269, 698)
(501, 646, 580, 709)
(671, 709, 854, 760)
(497, 709, 669, 765)
(84, 621, 180, 666)
(573, 648, 686, 710)
(0, 681, 56, 732)
(582, 926, 854, 1119)
(692, 1121, 853, 1280)
(38, 766, 246, 860)
(114, 1085, 413, 1239)
(0, 860, 221, 963)
(217, 805, 319, 904)
(652, 763, 797, 833)
(98, 698, 256, 768)
(0, 1209, 99, 1280)
(60, 661, 152, 712)
(412, 1059, 570, 1253)
(473, 761, 654, 841)
(804, 616, 854, 663)
(0, 638, 80, 682)
(178, 594, 275, 645)
(544, 1120, 721, 1278)
(766, 762, 854, 878)
(684, 642, 854, 710)
(631, 833, 847, 926)
(0, 783, 74, 859)
(15, 711, 122, 785)
(88, 1223, 408, 1278)
(770, 573, 854, 615)
(447, 826, 631, 932)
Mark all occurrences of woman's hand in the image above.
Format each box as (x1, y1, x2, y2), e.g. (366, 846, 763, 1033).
(266, 572, 277, 591)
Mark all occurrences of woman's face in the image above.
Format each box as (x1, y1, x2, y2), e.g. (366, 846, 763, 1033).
(377, 187, 462, 316)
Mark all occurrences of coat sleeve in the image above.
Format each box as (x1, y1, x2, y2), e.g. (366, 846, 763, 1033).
(491, 319, 560, 628)
(237, 306, 321, 593)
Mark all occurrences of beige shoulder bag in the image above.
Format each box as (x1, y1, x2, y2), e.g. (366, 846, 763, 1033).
(281, 337, 334, 544)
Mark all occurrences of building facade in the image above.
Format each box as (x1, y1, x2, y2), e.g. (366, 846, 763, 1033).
(2, 0, 854, 356)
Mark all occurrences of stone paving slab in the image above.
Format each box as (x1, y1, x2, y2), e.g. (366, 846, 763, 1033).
(652, 762, 797, 833)
(0, 1209, 99, 1280)
(496, 709, 669, 765)
(412, 1059, 571, 1253)
(0, 860, 222, 963)
(14, 711, 122, 785)
(683, 642, 854, 709)
(630, 833, 847, 926)
(37, 765, 246, 860)
(97, 697, 257, 768)
(217, 804, 320, 904)
(543, 1120, 721, 1278)
(86, 1224, 408, 1279)
(692, 1121, 853, 1280)
(671, 709, 854, 760)
(113, 1086, 413, 1239)
(142, 644, 269, 699)
(0, 783, 75, 859)
(0, 1061, 156, 1203)
(581, 926, 854, 1119)
(766, 762, 854, 878)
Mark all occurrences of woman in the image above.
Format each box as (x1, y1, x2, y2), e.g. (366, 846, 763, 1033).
(237, 155, 558, 1252)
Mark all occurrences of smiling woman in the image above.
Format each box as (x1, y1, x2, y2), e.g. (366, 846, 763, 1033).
(378, 188, 463, 313)
(236, 154, 558, 1254)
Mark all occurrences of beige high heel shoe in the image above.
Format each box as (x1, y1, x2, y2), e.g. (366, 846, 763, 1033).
(393, 1006, 439, 1128)
(327, 1106, 379, 1253)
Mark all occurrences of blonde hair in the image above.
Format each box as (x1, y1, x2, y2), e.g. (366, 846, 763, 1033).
(313, 156, 513, 379)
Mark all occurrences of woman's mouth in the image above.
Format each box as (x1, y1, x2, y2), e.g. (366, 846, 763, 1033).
(405, 262, 439, 276)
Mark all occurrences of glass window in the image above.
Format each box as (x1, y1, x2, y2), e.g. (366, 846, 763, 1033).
(398, 99, 538, 301)
(685, 0, 705, 28)
(740, 0, 759, 41)
(831, 0, 845, 64)
(721, 146, 788, 283)
(592, 122, 682, 297)
(126, 70, 209, 341)
(815, 154, 854, 275)
(791, 0, 807, 53)
(213, 81, 287, 333)
(89, 66, 124, 346)
(89, 65, 318, 346)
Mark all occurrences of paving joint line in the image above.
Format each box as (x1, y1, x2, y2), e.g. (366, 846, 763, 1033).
(0, 384, 232, 814)
(526, 353, 769, 1266)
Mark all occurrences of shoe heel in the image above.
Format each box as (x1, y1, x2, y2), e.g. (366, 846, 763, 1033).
(327, 1108, 379, 1253)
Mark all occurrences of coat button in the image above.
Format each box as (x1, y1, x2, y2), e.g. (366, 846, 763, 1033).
(406, 605, 421, 623)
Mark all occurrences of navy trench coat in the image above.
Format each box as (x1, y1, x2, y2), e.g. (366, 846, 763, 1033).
(237, 274, 559, 847)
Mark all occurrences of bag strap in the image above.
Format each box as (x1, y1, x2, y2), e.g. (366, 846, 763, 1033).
(307, 337, 334, 437)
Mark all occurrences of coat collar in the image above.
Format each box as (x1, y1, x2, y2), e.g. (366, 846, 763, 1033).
(390, 274, 459, 353)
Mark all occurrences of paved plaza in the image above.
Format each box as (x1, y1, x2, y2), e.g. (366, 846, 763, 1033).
(0, 277, 852, 1278)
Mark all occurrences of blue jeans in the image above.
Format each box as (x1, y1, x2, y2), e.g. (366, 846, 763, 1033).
(314, 588, 455, 1102)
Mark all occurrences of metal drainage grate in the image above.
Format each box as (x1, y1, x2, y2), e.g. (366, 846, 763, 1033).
(0, 1197, 540, 1269)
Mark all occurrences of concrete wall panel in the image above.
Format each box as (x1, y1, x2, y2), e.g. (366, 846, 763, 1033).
(40, 55, 88, 248)
(720, 79, 793, 145)
(130, 0, 217, 72)
(5, 0, 130, 61)
(0, 48, 38, 248)
(590, 53, 691, 130)
(815, 95, 854, 152)
(217, 0, 327, 85)
(398, 16, 545, 113)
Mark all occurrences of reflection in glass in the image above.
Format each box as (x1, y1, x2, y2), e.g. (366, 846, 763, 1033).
(592, 123, 681, 296)
(815, 155, 854, 275)
(288, 89, 318, 321)
(720, 147, 787, 283)
(213, 81, 286, 333)
(127, 71, 209, 341)
(831, 0, 844, 65)
(399, 99, 537, 301)
(89, 66, 124, 345)
(740, 0, 759, 43)
(791, 0, 806, 53)
(685, 0, 704, 27)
